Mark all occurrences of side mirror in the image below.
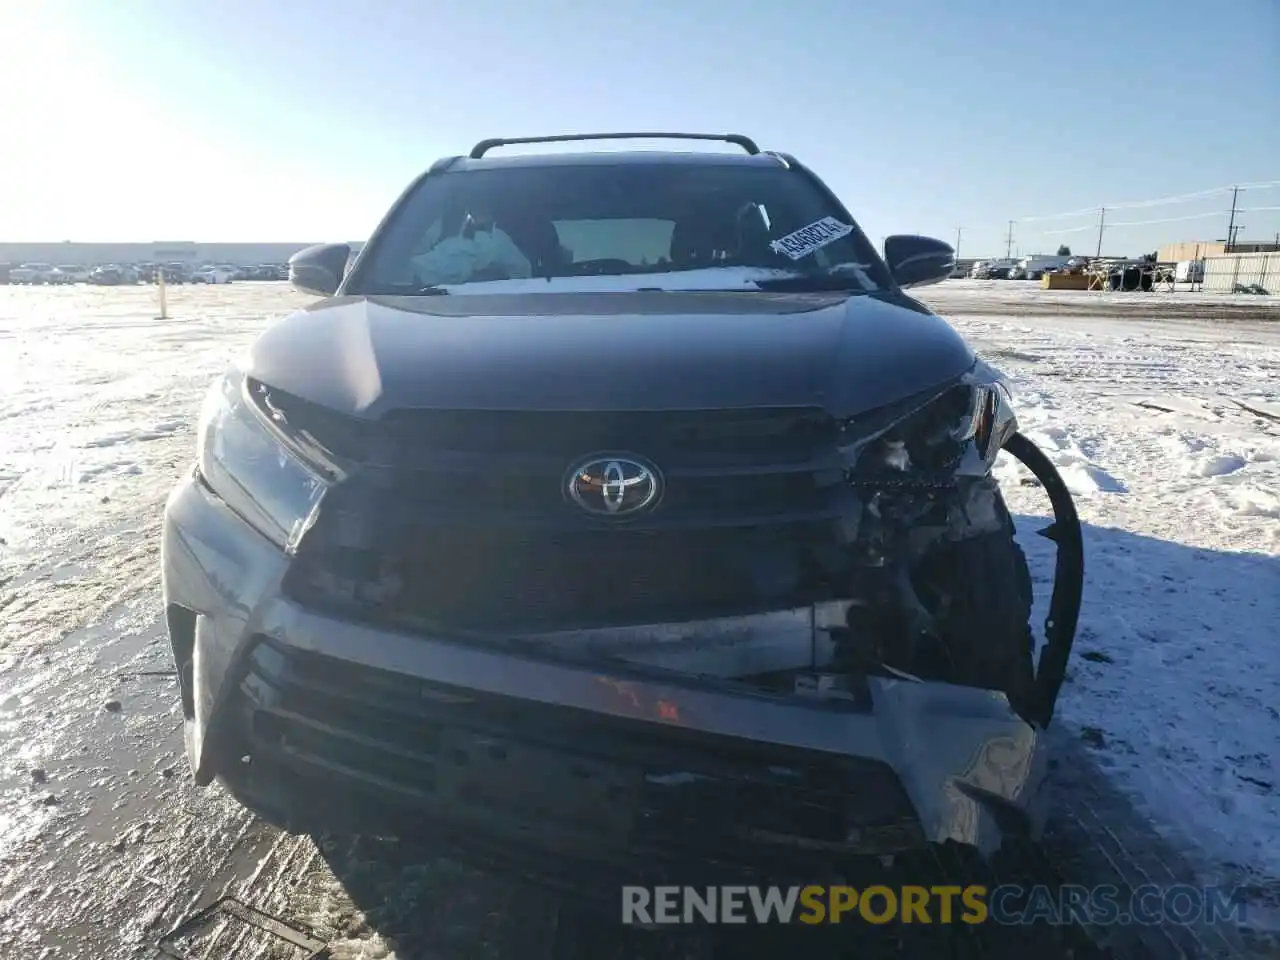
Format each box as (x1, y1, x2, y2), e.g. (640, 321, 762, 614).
(884, 235, 956, 289)
(288, 243, 350, 296)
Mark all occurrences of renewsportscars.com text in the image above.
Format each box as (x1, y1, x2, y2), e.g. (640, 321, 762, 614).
(621, 884, 1248, 926)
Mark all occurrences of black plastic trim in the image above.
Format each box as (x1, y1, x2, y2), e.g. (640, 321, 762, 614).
(468, 132, 761, 159)
(1003, 431, 1085, 727)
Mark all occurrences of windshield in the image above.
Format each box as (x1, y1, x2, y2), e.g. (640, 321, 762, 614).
(348, 162, 889, 294)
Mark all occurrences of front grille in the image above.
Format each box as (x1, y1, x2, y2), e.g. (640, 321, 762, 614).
(257, 385, 838, 473)
(369, 464, 831, 519)
(275, 396, 853, 630)
(289, 521, 845, 631)
(239, 640, 922, 857)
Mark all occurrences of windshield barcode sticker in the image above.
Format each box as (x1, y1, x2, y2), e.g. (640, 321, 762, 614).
(769, 217, 854, 260)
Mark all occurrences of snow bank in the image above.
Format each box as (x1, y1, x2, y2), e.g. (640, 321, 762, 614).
(957, 307, 1280, 901)
(2, 282, 1277, 951)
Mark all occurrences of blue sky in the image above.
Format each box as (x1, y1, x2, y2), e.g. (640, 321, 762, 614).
(5, 0, 1277, 257)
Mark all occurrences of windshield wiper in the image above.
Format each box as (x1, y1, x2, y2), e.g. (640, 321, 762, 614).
(361, 281, 451, 296)
(753, 274, 864, 292)
(753, 262, 875, 293)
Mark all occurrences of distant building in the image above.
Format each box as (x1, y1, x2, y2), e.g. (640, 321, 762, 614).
(0, 241, 363, 266)
(1159, 239, 1280, 262)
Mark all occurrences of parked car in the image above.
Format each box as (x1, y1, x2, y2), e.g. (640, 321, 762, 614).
(85, 264, 139, 285)
(9, 262, 56, 284)
(52, 264, 91, 284)
(191, 265, 235, 284)
(971, 258, 1017, 279)
(88, 265, 126, 285)
(164, 132, 1084, 898)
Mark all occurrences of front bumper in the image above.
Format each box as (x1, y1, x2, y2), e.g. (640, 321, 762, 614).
(162, 472, 1052, 878)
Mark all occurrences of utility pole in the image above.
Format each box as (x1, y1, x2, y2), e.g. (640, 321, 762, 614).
(1095, 207, 1107, 258)
(1005, 221, 1015, 259)
(954, 227, 962, 259)
(1225, 186, 1239, 252)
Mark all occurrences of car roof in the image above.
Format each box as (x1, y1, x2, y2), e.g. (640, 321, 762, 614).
(440, 150, 790, 173)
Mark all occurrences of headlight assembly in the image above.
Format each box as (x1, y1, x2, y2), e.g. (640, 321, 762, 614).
(196, 369, 329, 551)
(962, 365, 1018, 468)
(840, 363, 1018, 479)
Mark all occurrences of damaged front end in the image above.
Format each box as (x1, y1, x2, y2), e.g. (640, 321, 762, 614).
(823, 359, 1084, 728)
(167, 359, 1084, 869)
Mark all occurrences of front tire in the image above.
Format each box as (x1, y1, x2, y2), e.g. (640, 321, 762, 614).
(908, 495, 1036, 702)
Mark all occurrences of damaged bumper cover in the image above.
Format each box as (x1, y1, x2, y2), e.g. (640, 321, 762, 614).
(163, 350, 1084, 880)
(161, 461, 1073, 878)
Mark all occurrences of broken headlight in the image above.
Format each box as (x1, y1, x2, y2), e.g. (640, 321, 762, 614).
(843, 366, 1016, 479)
(196, 368, 329, 551)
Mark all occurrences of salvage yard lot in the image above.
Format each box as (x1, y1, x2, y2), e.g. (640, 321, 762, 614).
(0, 280, 1277, 958)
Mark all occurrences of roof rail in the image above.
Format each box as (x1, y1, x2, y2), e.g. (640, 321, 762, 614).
(427, 156, 463, 174)
(468, 132, 760, 159)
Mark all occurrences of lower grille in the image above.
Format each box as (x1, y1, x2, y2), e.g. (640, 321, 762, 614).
(239, 641, 922, 857)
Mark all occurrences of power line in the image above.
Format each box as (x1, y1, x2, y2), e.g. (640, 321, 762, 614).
(1033, 222, 1104, 236)
(1019, 180, 1280, 223)
(1029, 209, 1231, 235)
(1109, 211, 1232, 227)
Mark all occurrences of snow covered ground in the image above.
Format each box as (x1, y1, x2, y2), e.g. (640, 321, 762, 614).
(928, 283, 1280, 900)
(0, 279, 1277, 957)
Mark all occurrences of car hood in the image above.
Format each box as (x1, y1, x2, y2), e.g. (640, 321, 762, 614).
(245, 292, 975, 418)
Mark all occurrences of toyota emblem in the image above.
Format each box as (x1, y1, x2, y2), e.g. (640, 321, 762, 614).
(565, 455, 662, 517)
